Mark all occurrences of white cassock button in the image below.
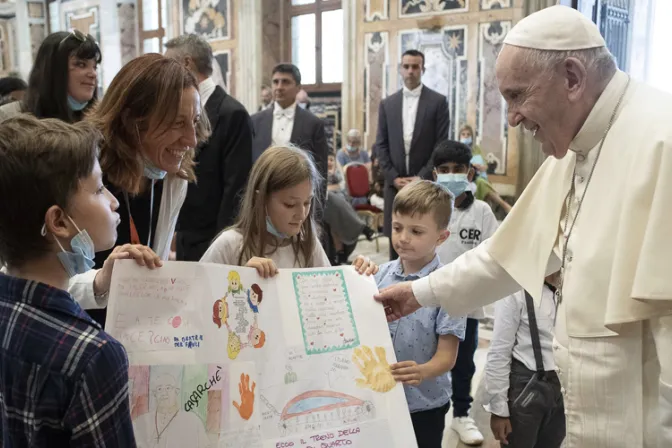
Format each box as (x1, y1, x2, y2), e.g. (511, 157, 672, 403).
(577, 176, 585, 184)
(576, 154, 586, 162)
(553, 343, 559, 350)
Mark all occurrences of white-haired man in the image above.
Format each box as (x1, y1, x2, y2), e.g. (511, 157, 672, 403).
(375, 6, 672, 448)
(337, 129, 371, 170)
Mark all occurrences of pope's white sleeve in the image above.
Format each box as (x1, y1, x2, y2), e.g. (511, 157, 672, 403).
(412, 240, 559, 316)
(67, 269, 106, 309)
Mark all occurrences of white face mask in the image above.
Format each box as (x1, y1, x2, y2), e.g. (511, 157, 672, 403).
(42, 217, 95, 277)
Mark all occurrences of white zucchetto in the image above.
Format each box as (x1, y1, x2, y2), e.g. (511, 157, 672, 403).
(504, 5, 606, 51)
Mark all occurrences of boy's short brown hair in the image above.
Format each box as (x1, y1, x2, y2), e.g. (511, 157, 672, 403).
(0, 114, 101, 268)
(392, 180, 453, 229)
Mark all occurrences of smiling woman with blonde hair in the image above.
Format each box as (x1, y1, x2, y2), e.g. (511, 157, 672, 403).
(81, 53, 210, 327)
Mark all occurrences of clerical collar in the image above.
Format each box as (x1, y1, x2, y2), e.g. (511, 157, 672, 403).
(403, 83, 423, 96)
(569, 70, 630, 155)
(274, 101, 297, 114)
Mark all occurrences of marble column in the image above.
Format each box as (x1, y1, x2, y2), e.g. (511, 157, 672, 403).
(237, 0, 262, 113)
(341, 0, 356, 134)
(13, 0, 33, 80)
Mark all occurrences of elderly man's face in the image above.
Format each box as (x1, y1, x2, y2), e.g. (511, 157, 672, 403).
(347, 136, 361, 149)
(496, 45, 579, 159)
(154, 375, 179, 411)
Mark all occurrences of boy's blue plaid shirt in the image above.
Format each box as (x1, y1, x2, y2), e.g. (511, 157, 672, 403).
(0, 273, 136, 447)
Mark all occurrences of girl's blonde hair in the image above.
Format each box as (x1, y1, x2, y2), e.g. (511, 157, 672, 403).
(233, 145, 322, 267)
(459, 123, 475, 137)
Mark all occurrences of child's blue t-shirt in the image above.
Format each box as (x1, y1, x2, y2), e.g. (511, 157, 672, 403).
(374, 256, 467, 413)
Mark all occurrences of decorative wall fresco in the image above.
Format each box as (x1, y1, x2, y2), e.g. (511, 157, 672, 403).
(117, 2, 137, 66)
(398, 26, 468, 140)
(399, 0, 467, 18)
(476, 21, 511, 175)
(29, 23, 45, 60)
(64, 6, 100, 43)
(182, 0, 230, 42)
(365, 0, 389, 22)
(213, 49, 230, 91)
(27, 2, 46, 19)
(363, 31, 389, 151)
(480, 0, 511, 9)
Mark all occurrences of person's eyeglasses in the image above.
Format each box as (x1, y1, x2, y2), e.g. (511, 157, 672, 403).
(59, 29, 90, 48)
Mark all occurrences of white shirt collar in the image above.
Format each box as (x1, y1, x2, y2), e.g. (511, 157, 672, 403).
(402, 83, 423, 97)
(273, 101, 297, 114)
(198, 77, 217, 107)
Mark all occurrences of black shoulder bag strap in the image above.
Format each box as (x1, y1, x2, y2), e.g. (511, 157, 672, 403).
(524, 290, 545, 378)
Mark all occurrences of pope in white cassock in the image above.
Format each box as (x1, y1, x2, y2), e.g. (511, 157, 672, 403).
(375, 6, 672, 448)
(133, 374, 210, 448)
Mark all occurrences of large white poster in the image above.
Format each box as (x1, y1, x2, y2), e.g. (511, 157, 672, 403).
(106, 261, 417, 448)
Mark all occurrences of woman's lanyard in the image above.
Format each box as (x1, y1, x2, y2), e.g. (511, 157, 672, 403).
(124, 179, 155, 247)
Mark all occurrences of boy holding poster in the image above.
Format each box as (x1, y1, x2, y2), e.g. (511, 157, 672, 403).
(0, 116, 160, 446)
(374, 180, 466, 448)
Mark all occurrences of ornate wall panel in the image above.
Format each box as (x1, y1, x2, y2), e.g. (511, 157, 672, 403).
(399, 0, 467, 18)
(480, 0, 511, 9)
(363, 31, 389, 151)
(213, 49, 231, 91)
(476, 20, 510, 175)
(182, 0, 230, 42)
(398, 26, 468, 139)
(117, 2, 138, 66)
(365, 0, 389, 22)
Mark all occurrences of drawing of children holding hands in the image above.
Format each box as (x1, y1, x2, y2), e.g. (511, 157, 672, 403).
(247, 284, 263, 314)
(227, 331, 242, 359)
(248, 326, 266, 349)
(212, 298, 228, 329)
(227, 271, 244, 296)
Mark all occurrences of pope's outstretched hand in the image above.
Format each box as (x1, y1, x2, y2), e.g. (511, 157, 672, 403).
(373, 281, 422, 322)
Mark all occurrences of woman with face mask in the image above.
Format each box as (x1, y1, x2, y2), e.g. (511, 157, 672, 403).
(78, 54, 211, 327)
(0, 30, 101, 123)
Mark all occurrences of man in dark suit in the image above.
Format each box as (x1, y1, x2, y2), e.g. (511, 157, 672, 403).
(165, 34, 253, 261)
(374, 49, 450, 260)
(250, 64, 328, 202)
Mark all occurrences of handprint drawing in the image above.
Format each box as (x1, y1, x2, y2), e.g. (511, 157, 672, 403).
(233, 373, 256, 420)
(352, 346, 396, 393)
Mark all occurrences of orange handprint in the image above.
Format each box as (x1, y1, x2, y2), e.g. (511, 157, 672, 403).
(232, 373, 256, 420)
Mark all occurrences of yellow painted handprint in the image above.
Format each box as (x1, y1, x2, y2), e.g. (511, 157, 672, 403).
(352, 346, 396, 393)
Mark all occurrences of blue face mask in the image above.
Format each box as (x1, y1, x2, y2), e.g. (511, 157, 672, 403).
(67, 95, 89, 112)
(43, 218, 96, 278)
(144, 162, 167, 180)
(460, 136, 473, 146)
(266, 215, 289, 240)
(346, 145, 358, 153)
(437, 173, 470, 198)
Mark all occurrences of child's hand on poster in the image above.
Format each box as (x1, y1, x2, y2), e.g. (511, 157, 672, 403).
(233, 373, 256, 420)
(352, 346, 396, 393)
(390, 360, 424, 386)
(351, 255, 379, 276)
(246, 257, 278, 278)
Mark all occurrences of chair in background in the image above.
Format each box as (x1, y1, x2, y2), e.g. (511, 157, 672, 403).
(343, 163, 383, 252)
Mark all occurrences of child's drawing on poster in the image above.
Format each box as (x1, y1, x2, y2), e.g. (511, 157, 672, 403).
(214, 271, 267, 360)
(107, 261, 418, 447)
(292, 271, 359, 355)
(130, 365, 217, 448)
